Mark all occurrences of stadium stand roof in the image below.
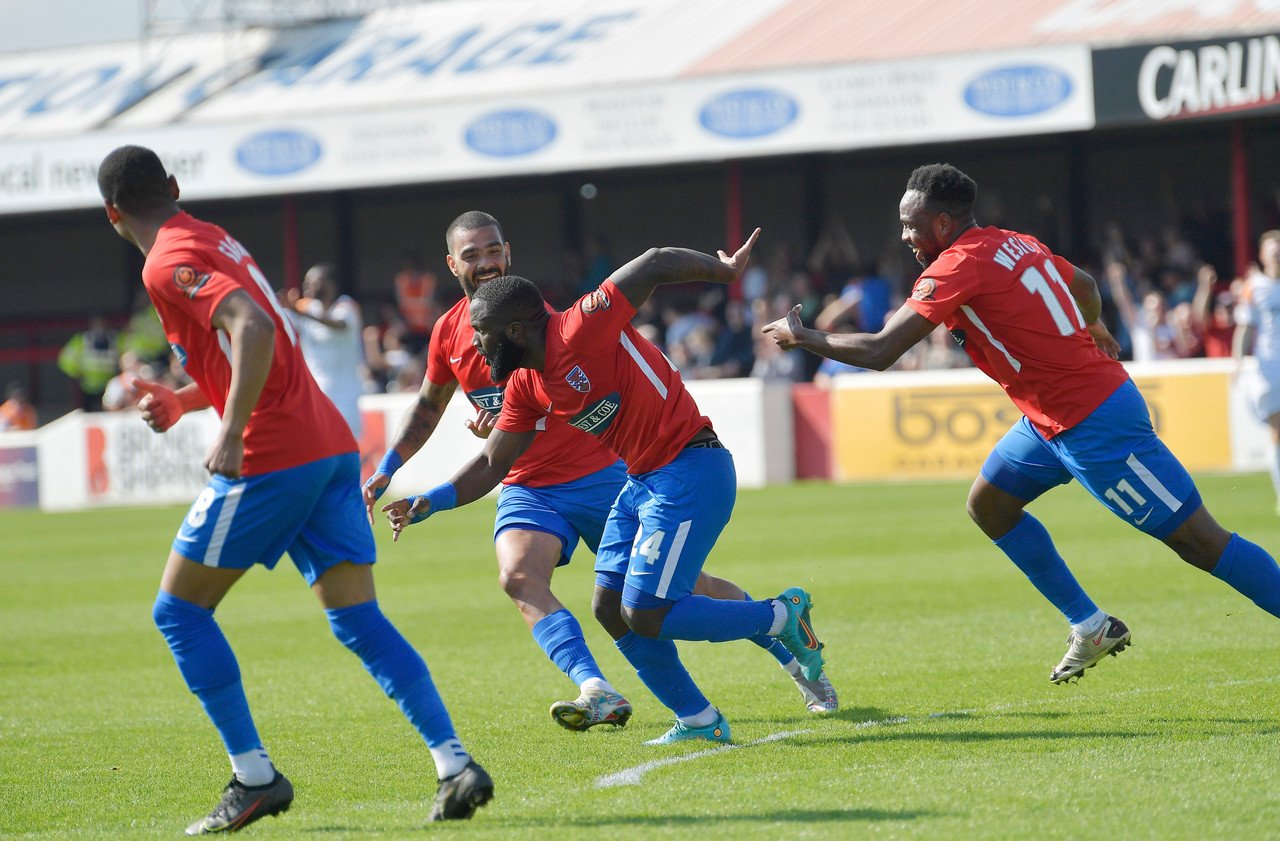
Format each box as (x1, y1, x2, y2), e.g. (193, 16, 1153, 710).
(0, 0, 1277, 213)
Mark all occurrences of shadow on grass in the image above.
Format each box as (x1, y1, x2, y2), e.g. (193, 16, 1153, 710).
(302, 807, 942, 833)
(479, 807, 943, 829)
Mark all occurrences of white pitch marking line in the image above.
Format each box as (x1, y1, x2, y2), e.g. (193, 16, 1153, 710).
(595, 729, 811, 788)
(595, 673, 1280, 789)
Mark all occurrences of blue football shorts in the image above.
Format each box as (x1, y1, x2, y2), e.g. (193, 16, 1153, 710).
(172, 451, 375, 586)
(494, 459, 627, 566)
(595, 447, 736, 607)
(981, 379, 1201, 540)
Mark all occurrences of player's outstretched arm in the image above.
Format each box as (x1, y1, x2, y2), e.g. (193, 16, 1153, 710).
(609, 228, 760, 310)
(763, 302, 936, 371)
(363, 377, 458, 522)
(381, 427, 535, 542)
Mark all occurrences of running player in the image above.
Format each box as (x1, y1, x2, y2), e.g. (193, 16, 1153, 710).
(364, 212, 837, 729)
(381, 229, 827, 744)
(96, 145, 492, 833)
(1233, 230, 1280, 513)
(764, 163, 1280, 683)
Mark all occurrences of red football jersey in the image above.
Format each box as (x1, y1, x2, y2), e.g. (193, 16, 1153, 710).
(904, 226, 1129, 437)
(426, 296, 619, 487)
(497, 280, 712, 475)
(143, 212, 356, 474)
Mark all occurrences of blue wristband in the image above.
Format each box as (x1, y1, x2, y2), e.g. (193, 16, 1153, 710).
(376, 450, 404, 478)
(409, 482, 458, 524)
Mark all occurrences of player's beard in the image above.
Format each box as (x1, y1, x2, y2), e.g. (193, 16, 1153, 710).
(485, 335, 526, 383)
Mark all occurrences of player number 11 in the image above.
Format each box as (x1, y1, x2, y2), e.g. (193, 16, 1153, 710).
(1020, 259, 1086, 336)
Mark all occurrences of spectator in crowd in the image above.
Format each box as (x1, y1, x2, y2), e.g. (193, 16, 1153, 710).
(120, 295, 170, 367)
(102, 350, 156, 411)
(361, 304, 413, 393)
(574, 233, 617, 298)
(1233, 229, 1280, 512)
(1191, 263, 1238, 358)
(0, 382, 37, 431)
(286, 263, 365, 438)
(394, 252, 440, 356)
(58, 314, 118, 411)
(806, 217, 861, 295)
(705, 299, 757, 379)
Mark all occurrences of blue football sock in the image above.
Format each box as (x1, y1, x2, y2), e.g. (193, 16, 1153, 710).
(532, 609, 605, 686)
(152, 591, 262, 756)
(994, 513, 1099, 625)
(657, 594, 775, 642)
(326, 601, 457, 749)
(1211, 533, 1280, 618)
(741, 590, 794, 665)
(614, 631, 709, 718)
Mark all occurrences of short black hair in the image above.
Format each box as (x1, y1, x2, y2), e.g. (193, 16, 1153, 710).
(446, 210, 503, 251)
(97, 145, 173, 215)
(472, 275, 545, 322)
(906, 163, 977, 219)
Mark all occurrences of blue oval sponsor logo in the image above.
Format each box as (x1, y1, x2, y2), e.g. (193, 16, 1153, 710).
(235, 130, 322, 176)
(465, 109, 556, 157)
(964, 65, 1072, 117)
(700, 88, 798, 139)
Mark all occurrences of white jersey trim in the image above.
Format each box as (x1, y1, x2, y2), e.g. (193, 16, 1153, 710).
(620, 332, 668, 399)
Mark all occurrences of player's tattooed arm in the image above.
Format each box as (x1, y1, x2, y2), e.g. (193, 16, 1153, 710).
(610, 228, 760, 309)
(392, 379, 457, 455)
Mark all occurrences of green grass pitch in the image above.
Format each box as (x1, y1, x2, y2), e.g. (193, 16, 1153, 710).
(3, 474, 1280, 839)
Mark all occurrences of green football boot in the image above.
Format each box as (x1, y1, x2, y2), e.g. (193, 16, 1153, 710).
(775, 587, 824, 681)
(644, 711, 731, 746)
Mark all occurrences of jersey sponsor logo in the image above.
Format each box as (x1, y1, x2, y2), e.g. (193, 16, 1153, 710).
(565, 365, 591, 393)
(911, 278, 936, 301)
(569, 392, 621, 435)
(466, 386, 504, 413)
(449, 355, 463, 364)
(581, 288, 611, 314)
(172, 266, 212, 299)
(963, 65, 1073, 117)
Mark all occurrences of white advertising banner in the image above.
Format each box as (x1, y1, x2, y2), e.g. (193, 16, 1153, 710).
(31, 376, 791, 511)
(0, 44, 1093, 214)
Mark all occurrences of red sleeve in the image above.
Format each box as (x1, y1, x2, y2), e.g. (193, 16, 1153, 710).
(1051, 254, 1075, 283)
(555, 280, 637, 354)
(423, 316, 456, 386)
(144, 249, 236, 331)
(495, 370, 543, 433)
(902, 254, 977, 324)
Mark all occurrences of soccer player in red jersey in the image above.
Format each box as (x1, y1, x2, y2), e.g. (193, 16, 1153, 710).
(765, 163, 1280, 683)
(365, 213, 837, 735)
(96, 145, 491, 832)
(382, 230, 826, 744)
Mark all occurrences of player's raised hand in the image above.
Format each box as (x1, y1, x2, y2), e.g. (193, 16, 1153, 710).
(465, 410, 498, 439)
(716, 227, 761, 280)
(1086, 321, 1121, 360)
(133, 377, 183, 432)
(381, 495, 434, 542)
(362, 473, 391, 523)
(762, 304, 806, 349)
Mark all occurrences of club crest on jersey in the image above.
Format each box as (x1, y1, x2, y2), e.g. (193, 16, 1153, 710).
(565, 365, 591, 393)
(912, 278, 936, 301)
(173, 265, 211, 299)
(467, 386, 504, 413)
(581, 288, 611, 314)
(569, 392, 621, 435)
